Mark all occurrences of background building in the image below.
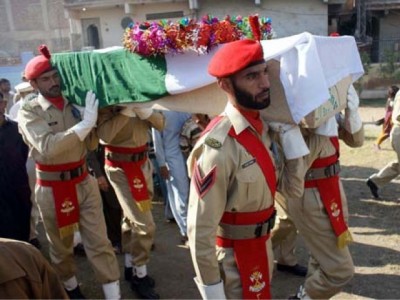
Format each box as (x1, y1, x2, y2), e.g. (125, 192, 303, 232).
(1, 0, 399, 87)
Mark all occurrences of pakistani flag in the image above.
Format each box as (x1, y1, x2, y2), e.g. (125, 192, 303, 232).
(51, 33, 364, 124)
(51, 46, 216, 108)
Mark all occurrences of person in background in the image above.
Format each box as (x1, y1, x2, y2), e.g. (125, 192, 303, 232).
(7, 81, 41, 249)
(152, 110, 192, 245)
(180, 113, 210, 160)
(87, 145, 122, 253)
(97, 104, 164, 299)
(187, 38, 307, 299)
(0, 78, 15, 114)
(17, 45, 121, 299)
(0, 91, 32, 243)
(367, 88, 400, 199)
(373, 85, 399, 150)
(0, 237, 68, 299)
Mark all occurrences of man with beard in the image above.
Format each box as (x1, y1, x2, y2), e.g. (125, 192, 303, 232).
(17, 45, 121, 299)
(186, 39, 308, 299)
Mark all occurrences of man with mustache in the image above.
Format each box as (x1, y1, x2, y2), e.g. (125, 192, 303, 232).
(17, 45, 121, 299)
(186, 39, 308, 299)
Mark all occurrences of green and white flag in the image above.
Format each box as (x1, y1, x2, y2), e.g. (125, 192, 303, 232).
(52, 46, 216, 108)
(51, 33, 364, 124)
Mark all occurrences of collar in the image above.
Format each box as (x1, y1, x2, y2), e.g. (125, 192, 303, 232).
(37, 94, 67, 111)
(225, 102, 252, 135)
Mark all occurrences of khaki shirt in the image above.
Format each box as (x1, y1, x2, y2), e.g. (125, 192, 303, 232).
(304, 125, 364, 166)
(17, 94, 98, 164)
(97, 107, 164, 147)
(0, 238, 68, 299)
(187, 102, 305, 285)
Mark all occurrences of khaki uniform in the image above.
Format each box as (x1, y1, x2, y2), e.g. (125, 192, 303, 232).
(0, 238, 68, 299)
(287, 127, 364, 299)
(369, 92, 400, 187)
(187, 103, 305, 299)
(97, 107, 164, 266)
(271, 193, 298, 266)
(17, 95, 120, 283)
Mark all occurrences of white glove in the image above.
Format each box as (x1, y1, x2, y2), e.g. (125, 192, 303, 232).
(315, 116, 339, 136)
(346, 84, 360, 111)
(344, 84, 362, 133)
(194, 278, 226, 300)
(71, 91, 98, 141)
(133, 107, 153, 120)
(269, 122, 309, 159)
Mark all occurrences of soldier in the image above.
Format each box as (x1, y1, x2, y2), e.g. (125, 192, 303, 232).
(271, 195, 307, 277)
(97, 104, 165, 299)
(17, 45, 121, 299)
(0, 237, 68, 299)
(288, 85, 364, 299)
(186, 39, 308, 299)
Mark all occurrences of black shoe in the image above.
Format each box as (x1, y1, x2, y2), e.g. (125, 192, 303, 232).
(366, 179, 379, 198)
(125, 268, 155, 287)
(29, 238, 42, 249)
(277, 263, 308, 277)
(131, 275, 159, 299)
(125, 267, 133, 281)
(65, 286, 86, 299)
(73, 243, 86, 256)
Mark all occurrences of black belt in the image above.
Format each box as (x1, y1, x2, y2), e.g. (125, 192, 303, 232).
(217, 210, 276, 240)
(305, 161, 340, 181)
(106, 151, 148, 162)
(36, 164, 87, 181)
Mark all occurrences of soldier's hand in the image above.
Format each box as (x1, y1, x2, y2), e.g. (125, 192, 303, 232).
(346, 84, 360, 111)
(70, 91, 99, 141)
(83, 91, 98, 127)
(269, 122, 309, 159)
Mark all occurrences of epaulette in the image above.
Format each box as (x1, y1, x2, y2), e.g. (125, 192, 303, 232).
(21, 96, 39, 111)
(202, 117, 231, 149)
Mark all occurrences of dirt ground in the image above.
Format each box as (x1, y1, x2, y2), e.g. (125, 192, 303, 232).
(36, 104, 400, 299)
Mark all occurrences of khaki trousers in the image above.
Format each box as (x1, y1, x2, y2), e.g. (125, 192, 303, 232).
(288, 182, 354, 299)
(370, 125, 400, 187)
(105, 159, 155, 266)
(271, 195, 298, 266)
(36, 174, 120, 283)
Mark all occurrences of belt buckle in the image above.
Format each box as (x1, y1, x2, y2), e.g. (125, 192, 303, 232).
(254, 223, 264, 238)
(59, 171, 71, 181)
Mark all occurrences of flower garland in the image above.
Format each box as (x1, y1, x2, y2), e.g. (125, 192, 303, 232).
(123, 14, 274, 56)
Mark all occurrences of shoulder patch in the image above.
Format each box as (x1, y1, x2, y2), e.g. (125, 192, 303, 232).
(205, 137, 222, 148)
(202, 116, 231, 149)
(21, 96, 39, 110)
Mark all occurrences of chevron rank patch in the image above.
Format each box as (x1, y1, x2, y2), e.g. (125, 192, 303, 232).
(193, 164, 217, 199)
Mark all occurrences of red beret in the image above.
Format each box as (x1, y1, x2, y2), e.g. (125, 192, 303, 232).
(25, 45, 53, 80)
(208, 39, 264, 78)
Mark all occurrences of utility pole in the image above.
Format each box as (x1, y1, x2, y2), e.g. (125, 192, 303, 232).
(356, 0, 367, 42)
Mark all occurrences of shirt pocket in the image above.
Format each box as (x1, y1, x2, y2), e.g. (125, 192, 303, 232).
(235, 162, 261, 203)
